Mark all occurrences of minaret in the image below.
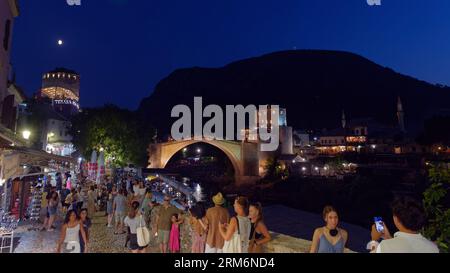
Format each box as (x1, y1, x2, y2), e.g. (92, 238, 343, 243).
(341, 110, 346, 129)
(397, 97, 406, 133)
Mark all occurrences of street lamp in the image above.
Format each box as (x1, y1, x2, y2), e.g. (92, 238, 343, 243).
(196, 148, 201, 154)
(22, 130, 31, 140)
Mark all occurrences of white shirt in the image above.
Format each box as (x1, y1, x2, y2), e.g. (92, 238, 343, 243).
(133, 186, 146, 197)
(368, 232, 439, 253)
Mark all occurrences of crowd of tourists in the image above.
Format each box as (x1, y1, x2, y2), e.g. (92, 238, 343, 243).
(39, 170, 439, 253)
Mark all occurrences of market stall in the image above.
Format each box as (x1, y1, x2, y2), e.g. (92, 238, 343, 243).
(0, 146, 77, 219)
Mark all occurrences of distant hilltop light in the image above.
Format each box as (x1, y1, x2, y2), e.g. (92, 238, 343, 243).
(58, 40, 63, 45)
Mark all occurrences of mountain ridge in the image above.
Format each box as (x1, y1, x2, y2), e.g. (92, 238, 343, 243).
(137, 50, 450, 137)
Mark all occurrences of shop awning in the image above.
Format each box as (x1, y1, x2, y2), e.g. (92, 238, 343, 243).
(1, 146, 76, 182)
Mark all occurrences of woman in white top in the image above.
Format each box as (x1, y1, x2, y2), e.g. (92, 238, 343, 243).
(219, 196, 251, 253)
(124, 201, 147, 253)
(134, 180, 146, 202)
(56, 209, 88, 253)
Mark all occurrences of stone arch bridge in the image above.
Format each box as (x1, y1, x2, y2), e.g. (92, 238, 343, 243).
(147, 139, 265, 185)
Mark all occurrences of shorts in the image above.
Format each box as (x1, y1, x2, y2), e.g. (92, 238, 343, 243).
(157, 229, 170, 244)
(129, 233, 147, 250)
(49, 206, 57, 216)
(106, 202, 113, 214)
(205, 244, 223, 253)
(115, 211, 125, 223)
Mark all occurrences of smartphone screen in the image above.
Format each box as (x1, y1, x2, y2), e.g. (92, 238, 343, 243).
(374, 217, 384, 233)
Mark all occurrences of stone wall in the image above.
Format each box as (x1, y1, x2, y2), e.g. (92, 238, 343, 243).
(176, 215, 356, 253)
(264, 232, 356, 253)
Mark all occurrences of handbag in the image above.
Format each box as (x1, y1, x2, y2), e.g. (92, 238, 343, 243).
(222, 217, 242, 253)
(136, 215, 151, 247)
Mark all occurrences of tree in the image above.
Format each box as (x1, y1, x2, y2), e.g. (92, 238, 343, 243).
(70, 105, 155, 167)
(423, 164, 450, 252)
(263, 156, 288, 180)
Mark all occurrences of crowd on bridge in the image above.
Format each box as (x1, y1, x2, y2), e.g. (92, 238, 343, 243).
(34, 169, 440, 253)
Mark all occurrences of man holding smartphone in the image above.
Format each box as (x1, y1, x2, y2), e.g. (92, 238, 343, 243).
(367, 196, 439, 253)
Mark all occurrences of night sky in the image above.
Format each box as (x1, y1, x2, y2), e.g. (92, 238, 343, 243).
(11, 0, 450, 109)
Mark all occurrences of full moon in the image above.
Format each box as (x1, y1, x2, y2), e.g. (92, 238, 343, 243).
(57, 40, 63, 45)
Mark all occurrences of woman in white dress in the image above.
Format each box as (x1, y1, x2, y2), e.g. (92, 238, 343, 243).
(56, 210, 88, 253)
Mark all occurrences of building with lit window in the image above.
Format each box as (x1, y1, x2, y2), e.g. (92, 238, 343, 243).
(43, 117, 74, 157)
(314, 98, 412, 155)
(0, 0, 24, 146)
(38, 68, 80, 118)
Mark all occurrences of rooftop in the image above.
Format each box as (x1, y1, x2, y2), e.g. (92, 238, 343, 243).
(47, 67, 79, 75)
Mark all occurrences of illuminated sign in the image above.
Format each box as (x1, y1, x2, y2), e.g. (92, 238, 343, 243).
(346, 136, 366, 143)
(54, 99, 80, 109)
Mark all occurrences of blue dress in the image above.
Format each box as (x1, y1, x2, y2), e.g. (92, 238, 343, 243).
(317, 234, 345, 253)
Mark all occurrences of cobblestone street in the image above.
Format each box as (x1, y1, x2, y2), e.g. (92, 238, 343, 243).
(13, 212, 161, 253)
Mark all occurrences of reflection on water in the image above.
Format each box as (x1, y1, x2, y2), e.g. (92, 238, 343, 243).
(192, 183, 205, 202)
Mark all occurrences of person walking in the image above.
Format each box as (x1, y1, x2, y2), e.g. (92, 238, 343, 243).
(124, 201, 148, 253)
(113, 189, 127, 235)
(141, 190, 153, 227)
(46, 191, 59, 231)
(60, 185, 71, 214)
(87, 186, 96, 217)
(56, 210, 88, 253)
(205, 192, 230, 253)
(41, 187, 57, 231)
(106, 190, 114, 228)
(55, 173, 63, 193)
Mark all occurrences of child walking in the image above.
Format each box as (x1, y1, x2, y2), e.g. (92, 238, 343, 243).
(169, 214, 182, 253)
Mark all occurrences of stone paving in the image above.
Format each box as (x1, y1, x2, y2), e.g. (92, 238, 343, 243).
(13, 210, 191, 253)
(11, 204, 366, 253)
(263, 205, 368, 252)
(13, 212, 153, 253)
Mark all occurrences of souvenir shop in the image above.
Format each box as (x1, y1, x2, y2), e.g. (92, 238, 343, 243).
(0, 146, 77, 220)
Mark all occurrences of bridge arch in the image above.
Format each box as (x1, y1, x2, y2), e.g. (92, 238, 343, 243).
(148, 139, 260, 185)
(159, 140, 242, 177)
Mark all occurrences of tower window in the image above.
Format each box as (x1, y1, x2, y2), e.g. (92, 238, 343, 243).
(3, 20, 11, 51)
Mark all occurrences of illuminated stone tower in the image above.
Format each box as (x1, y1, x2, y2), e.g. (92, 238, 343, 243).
(39, 67, 80, 118)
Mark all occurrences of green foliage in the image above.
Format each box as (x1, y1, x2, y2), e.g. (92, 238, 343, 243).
(327, 156, 348, 174)
(264, 156, 289, 180)
(423, 164, 450, 252)
(70, 105, 155, 167)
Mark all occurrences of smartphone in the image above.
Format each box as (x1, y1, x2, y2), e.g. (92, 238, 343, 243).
(374, 217, 384, 233)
